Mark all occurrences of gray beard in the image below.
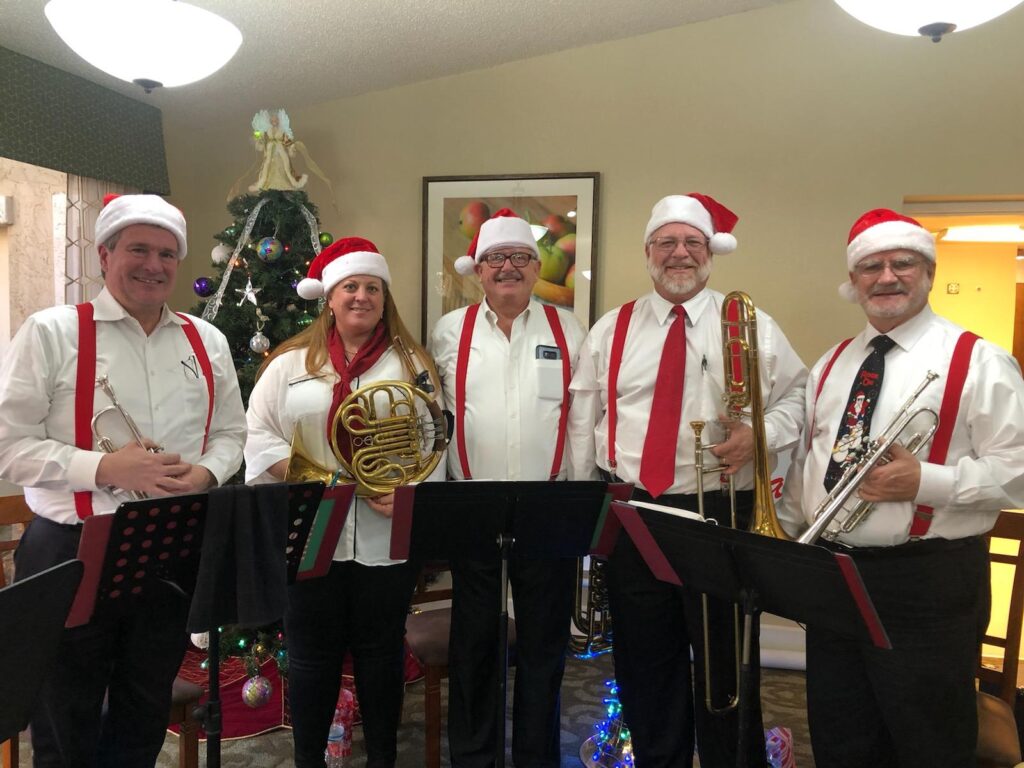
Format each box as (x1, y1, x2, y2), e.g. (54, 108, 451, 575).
(647, 258, 712, 297)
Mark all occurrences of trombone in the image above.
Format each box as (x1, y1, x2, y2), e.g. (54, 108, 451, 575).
(691, 291, 790, 715)
(797, 371, 940, 545)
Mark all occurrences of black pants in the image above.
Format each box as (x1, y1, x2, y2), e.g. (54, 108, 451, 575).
(807, 536, 990, 768)
(14, 516, 189, 768)
(606, 488, 767, 768)
(285, 559, 418, 768)
(447, 554, 577, 768)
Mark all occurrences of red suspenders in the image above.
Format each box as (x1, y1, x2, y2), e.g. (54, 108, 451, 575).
(605, 300, 636, 472)
(453, 304, 571, 480)
(73, 305, 214, 519)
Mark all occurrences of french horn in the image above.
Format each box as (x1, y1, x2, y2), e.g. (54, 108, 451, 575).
(285, 339, 448, 496)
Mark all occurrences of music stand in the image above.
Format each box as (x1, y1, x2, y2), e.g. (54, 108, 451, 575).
(610, 501, 891, 768)
(0, 560, 84, 745)
(391, 480, 626, 768)
(67, 493, 209, 629)
(188, 481, 330, 768)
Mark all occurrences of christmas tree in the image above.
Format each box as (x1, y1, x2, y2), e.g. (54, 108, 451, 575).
(185, 109, 335, 708)
(190, 188, 333, 404)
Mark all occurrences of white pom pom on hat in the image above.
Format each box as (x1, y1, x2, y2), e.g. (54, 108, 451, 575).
(838, 208, 935, 302)
(95, 193, 188, 259)
(454, 208, 539, 276)
(643, 193, 739, 255)
(297, 237, 391, 299)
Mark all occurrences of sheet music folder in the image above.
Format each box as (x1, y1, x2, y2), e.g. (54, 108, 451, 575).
(612, 501, 891, 650)
(0, 560, 84, 743)
(390, 480, 630, 561)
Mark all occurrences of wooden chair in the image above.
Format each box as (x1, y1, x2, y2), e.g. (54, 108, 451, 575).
(977, 510, 1024, 768)
(0, 495, 202, 768)
(1, 494, 34, 768)
(405, 563, 516, 768)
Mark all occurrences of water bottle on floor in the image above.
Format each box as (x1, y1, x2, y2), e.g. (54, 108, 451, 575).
(325, 707, 346, 768)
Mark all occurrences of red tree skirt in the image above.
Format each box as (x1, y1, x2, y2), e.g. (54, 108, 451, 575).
(171, 644, 424, 740)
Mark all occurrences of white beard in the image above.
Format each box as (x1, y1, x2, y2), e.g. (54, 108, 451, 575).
(647, 258, 712, 298)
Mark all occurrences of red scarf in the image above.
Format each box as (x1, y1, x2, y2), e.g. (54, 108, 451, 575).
(326, 322, 389, 461)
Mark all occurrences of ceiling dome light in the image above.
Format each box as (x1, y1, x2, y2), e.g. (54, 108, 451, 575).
(834, 0, 1024, 42)
(44, 0, 242, 92)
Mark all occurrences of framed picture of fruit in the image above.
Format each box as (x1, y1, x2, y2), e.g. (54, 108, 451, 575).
(421, 172, 599, 339)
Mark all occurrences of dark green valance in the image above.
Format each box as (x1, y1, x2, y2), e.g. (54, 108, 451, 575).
(0, 46, 169, 194)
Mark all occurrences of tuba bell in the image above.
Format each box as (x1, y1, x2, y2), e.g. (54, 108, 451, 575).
(285, 337, 448, 496)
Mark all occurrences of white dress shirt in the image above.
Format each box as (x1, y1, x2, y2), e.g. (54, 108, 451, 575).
(567, 288, 808, 494)
(430, 299, 586, 481)
(245, 345, 446, 565)
(0, 287, 247, 524)
(780, 305, 1024, 546)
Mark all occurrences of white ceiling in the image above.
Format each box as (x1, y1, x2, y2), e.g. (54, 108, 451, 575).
(0, 0, 789, 125)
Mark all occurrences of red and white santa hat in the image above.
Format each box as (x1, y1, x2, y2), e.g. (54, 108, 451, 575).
(839, 208, 935, 301)
(296, 236, 391, 299)
(95, 193, 188, 259)
(643, 193, 738, 254)
(454, 208, 539, 276)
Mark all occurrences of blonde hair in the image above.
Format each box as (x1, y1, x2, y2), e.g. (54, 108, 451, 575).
(257, 286, 440, 392)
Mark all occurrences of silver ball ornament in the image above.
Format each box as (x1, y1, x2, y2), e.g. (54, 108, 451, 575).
(249, 332, 271, 354)
(211, 244, 232, 264)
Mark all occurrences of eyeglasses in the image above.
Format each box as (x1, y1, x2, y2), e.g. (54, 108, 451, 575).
(854, 257, 924, 278)
(648, 236, 708, 255)
(483, 251, 536, 268)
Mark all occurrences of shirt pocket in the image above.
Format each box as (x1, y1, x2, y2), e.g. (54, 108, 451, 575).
(535, 359, 565, 401)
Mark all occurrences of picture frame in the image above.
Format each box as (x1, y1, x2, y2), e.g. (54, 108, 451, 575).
(421, 172, 600, 340)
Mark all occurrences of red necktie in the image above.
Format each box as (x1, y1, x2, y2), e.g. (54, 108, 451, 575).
(639, 305, 687, 498)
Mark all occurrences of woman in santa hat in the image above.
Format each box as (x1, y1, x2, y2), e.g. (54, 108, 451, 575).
(245, 236, 445, 768)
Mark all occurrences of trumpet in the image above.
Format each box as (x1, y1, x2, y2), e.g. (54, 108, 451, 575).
(797, 371, 940, 545)
(92, 375, 158, 501)
(692, 291, 790, 715)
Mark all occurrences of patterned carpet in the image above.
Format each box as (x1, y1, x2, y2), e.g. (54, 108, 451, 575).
(155, 652, 814, 767)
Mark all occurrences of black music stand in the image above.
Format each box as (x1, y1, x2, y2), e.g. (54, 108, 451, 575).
(610, 501, 891, 768)
(67, 493, 209, 629)
(391, 480, 626, 768)
(187, 481, 329, 768)
(0, 560, 84, 745)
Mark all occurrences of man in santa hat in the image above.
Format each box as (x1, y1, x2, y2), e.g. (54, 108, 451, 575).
(0, 194, 246, 766)
(430, 208, 587, 768)
(568, 193, 807, 768)
(780, 208, 1024, 767)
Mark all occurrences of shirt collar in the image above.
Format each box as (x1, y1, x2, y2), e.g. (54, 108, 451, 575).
(481, 296, 533, 326)
(647, 287, 712, 326)
(92, 286, 182, 328)
(861, 304, 933, 353)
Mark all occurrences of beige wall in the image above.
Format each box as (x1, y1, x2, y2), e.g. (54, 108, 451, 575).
(0, 157, 66, 351)
(165, 0, 1024, 364)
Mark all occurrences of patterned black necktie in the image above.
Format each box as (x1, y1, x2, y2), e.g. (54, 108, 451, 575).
(823, 335, 896, 491)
